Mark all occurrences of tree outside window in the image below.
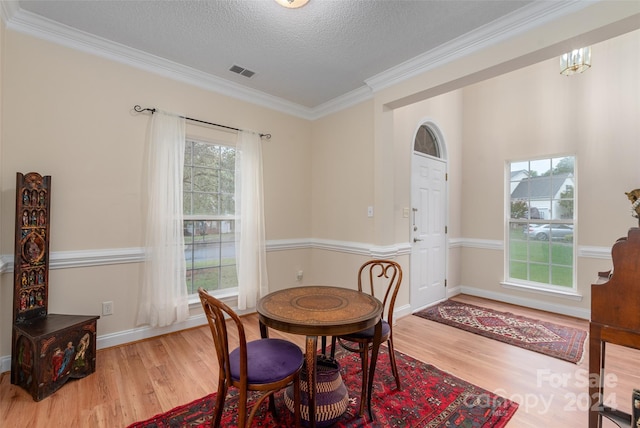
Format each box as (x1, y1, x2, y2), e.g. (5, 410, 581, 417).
(183, 140, 238, 295)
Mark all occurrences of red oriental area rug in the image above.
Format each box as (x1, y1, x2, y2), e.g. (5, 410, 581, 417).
(128, 346, 518, 428)
(414, 300, 587, 364)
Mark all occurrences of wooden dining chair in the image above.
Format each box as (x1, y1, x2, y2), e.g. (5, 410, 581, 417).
(331, 260, 403, 396)
(198, 288, 303, 427)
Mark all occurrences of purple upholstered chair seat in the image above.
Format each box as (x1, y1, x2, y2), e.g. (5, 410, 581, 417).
(230, 338, 304, 384)
(341, 319, 390, 340)
(198, 288, 303, 427)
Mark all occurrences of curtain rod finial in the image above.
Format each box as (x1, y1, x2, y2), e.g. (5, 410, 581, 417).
(133, 105, 156, 114)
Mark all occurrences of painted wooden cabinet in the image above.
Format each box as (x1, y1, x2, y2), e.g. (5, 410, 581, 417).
(12, 314, 99, 401)
(10, 172, 99, 401)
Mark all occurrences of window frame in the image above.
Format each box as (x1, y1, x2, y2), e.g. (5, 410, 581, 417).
(504, 155, 578, 295)
(183, 138, 238, 297)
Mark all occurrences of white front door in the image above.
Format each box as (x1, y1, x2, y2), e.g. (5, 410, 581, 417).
(411, 153, 447, 310)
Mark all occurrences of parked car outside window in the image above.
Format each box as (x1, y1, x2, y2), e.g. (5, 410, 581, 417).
(524, 224, 574, 241)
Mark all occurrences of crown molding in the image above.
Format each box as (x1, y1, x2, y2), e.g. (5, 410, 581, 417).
(5, 7, 317, 120)
(3, 2, 595, 121)
(364, 1, 591, 93)
(308, 85, 373, 120)
(0, 0, 19, 24)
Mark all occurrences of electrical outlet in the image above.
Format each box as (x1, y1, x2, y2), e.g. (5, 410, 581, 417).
(296, 270, 303, 281)
(102, 301, 113, 316)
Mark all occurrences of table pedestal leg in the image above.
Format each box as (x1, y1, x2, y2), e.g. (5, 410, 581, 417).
(305, 335, 318, 428)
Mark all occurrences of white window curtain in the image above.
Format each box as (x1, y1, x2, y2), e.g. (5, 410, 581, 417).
(235, 131, 269, 310)
(136, 111, 189, 327)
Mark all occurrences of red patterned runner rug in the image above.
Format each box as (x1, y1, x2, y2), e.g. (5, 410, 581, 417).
(128, 346, 518, 427)
(414, 299, 587, 364)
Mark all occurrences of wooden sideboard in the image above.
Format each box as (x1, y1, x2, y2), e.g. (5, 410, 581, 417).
(589, 228, 640, 427)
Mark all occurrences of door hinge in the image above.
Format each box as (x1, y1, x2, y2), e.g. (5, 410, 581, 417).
(445, 173, 448, 181)
(445, 225, 448, 234)
(445, 279, 447, 287)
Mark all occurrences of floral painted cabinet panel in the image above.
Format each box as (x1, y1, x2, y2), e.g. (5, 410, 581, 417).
(10, 172, 99, 401)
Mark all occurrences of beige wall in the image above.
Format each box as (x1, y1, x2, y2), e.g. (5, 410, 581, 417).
(0, 31, 314, 357)
(459, 29, 640, 309)
(0, 32, 312, 250)
(310, 101, 375, 243)
(462, 30, 640, 242)
(306, 102, 408, 304)
(365, 2, 640, 319)
(1, 2, 640, 364)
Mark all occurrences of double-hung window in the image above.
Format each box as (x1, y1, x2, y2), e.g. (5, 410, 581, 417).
(183, 140, 237, 295)
(507, 156, 576, 291)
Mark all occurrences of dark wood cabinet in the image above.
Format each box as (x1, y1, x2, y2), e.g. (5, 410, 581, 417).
(589, 227, 640, 427)
(11, 172, 99, 401)
(12, 314, 98, 401)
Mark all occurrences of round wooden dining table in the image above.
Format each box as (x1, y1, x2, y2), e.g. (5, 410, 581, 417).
(257, 285, 383, 428)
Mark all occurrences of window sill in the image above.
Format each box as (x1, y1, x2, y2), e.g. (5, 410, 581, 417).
(188, 289, 238, 306)
(500, 281, 583, 301)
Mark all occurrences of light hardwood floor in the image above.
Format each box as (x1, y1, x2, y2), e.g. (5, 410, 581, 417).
(1, 295, 638, 427)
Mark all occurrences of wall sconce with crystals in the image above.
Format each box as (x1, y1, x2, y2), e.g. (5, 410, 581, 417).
(275, 0, 309, 8)
(560, 47, 591, 75)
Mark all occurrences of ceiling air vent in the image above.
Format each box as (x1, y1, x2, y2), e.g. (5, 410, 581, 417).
(229, 65, 255, 78)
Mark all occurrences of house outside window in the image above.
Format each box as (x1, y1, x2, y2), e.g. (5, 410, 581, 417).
(507, 156, 576, 290)
(183, 140, 238, 295)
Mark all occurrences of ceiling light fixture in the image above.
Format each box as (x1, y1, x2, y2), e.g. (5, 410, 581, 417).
(275, 0, 309, 8)
(560, 47, 591, 75)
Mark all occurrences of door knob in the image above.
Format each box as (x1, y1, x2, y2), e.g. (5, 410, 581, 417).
(413, 237, 423, 242)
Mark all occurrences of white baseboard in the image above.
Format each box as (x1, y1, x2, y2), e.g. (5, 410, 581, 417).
(394, 303, 412, 320)
(454, 285, 590, 320)
(0, 313, 209, 374)
(1, 286, 590, 373)
(95, 313, 208, 350)
(0, 356, 10, 374)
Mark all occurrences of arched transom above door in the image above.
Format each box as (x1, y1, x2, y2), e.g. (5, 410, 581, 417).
(414, 124, 441, 158)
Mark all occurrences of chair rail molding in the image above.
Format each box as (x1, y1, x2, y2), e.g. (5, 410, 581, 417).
(0, 239, 610, 273)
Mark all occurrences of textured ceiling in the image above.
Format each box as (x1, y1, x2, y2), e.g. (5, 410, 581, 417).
(15, 0, 535, 109)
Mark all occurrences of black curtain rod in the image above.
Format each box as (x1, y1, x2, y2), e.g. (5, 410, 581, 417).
(133, 105, 271, 139)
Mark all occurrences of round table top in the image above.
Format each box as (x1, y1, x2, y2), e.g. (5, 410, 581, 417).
(257, 286, 383, 336)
